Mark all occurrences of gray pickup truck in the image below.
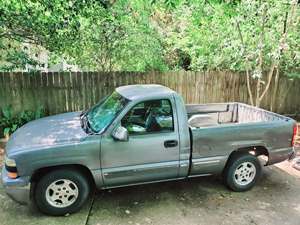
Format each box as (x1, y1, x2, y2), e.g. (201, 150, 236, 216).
(2, 85, 297, 216)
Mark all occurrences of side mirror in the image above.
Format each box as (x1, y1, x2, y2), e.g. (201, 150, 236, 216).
(112, 126, 129, 142)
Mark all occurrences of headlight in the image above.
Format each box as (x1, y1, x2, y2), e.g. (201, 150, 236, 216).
(5, 156, 16, 167)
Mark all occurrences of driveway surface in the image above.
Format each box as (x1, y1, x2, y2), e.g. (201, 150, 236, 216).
(88, 165, 300, 225)
(0, 165, 299, 225)
(0, 140, 300, 225)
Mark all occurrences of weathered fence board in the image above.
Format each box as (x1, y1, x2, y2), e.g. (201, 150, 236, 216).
(0, 71, 299, 115)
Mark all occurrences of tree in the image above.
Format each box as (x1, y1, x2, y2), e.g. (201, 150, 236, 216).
(156, 0, 299, 106)
(67, 0, 167, 72)
(0, 0, 298, 76)
(235, 0, 299, 107)
(0, 0, 105, 70)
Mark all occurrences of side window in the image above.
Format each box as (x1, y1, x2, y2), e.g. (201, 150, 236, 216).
(121, 99, 174, 134)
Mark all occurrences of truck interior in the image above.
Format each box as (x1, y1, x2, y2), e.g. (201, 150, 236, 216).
(121, 99, 174, 133)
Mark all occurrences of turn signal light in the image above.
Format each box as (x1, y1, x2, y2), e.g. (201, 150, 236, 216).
(7, 172, 18, 179)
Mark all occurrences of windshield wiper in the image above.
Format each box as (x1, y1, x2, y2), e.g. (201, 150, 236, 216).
(80, 110, 87, 117)
(80, 113, 93, 134)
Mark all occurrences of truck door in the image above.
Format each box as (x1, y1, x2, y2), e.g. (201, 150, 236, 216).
(100, 98, 180, 187)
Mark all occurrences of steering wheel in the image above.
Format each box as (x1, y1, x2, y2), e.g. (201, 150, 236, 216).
(159, 108, 170, 115)
(145, 110, 161, 132)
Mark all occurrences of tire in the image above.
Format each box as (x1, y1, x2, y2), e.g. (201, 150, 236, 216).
(34, 169, 90, 216)
(224, 153, 261, 192)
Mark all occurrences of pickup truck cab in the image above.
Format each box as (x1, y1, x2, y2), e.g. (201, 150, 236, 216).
(2, 84, 297, 216)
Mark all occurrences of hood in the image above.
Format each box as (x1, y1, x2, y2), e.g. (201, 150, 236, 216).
(6, 112, 88, 155)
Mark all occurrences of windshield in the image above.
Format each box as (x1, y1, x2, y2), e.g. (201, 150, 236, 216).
(86, 92, 128, 133)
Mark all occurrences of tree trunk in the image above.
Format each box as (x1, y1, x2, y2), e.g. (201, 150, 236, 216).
(253, 1, 297, 108)
(246, 69, 254, 105)
(270, 67, 280, 111)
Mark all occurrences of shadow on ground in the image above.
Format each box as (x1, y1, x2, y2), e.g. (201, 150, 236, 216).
(0, 139, 93, 225)
(88, 166, 300, 225)
(0, 184, 92, 225)
(0, 166, 299, 225)
(0, 125, 299, 225)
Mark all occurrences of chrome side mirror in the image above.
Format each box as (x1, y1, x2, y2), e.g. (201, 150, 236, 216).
(112, 126, 129, 142)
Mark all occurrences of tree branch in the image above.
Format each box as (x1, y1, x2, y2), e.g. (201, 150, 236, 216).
(236, 19, 254, 105)
(259, 0, 298, 103)
(258, 63, 276, 102)
(255, 4, 267, 107)
(270, 66, 280, 111)
(246, 69, 254, 105)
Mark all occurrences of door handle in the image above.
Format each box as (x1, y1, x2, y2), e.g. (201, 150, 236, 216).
(164, 140, 178, 148)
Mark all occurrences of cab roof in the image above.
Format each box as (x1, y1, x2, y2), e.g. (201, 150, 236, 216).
(116, 84, 175, 101)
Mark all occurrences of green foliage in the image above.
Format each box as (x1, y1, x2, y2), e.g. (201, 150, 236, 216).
(66, 0, 168, 72)
(0, 0, 105, 71)
(0, 105, 44, 137)
(0, 43, 40, 71)
(156, 0, 299, 74)
(0, 0, 299, 74)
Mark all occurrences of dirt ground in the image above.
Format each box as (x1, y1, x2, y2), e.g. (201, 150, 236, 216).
(0, 139, 300, 225)
(88, 164, 300, 225)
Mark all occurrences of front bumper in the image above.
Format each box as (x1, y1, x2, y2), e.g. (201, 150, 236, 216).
(1, 166, 31, 204)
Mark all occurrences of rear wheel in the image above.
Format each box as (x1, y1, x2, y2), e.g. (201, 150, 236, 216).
(34, 169, 90, 216)
(224, 153, 261, 192)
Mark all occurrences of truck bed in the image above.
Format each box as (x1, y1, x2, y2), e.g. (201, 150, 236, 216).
(186, 102, 294, 176)
(186, 102, 288, 128)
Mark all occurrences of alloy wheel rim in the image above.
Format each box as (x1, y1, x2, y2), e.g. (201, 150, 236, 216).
(45, 179, 79, 208)
(233, 162, 256, 186)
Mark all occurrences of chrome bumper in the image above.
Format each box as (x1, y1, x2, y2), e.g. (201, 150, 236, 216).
(1, 167, 31, 205)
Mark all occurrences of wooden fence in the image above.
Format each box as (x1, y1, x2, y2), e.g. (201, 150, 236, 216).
(0, 71, 299, 116)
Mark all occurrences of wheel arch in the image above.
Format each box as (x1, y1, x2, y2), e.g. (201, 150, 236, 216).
(223, 147, 264, 192)
(30, 164, 96, 187)
(225, 146, 269, 170)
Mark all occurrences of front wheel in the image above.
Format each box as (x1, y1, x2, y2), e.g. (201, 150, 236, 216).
(224, 154, 261, 192)
(34, 169, 90, 216)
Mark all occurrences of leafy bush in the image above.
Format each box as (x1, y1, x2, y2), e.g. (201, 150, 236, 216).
(0, 106, 44, 137)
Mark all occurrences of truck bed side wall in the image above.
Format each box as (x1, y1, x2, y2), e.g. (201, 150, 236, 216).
(186, 102, 290, 127)
(189, 103, 295, 176)
(186, 103, 237, 126)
